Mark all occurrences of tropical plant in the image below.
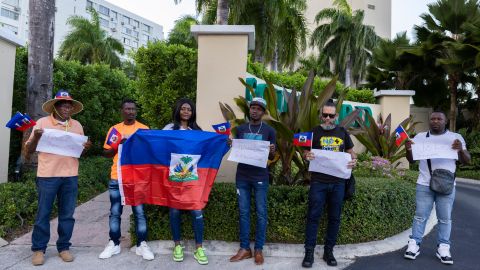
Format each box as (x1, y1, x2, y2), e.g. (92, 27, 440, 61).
(409, 0, 480, 130)
(310, 0, 379, 87)
(168, 15, 199, 48)
(350, 113, 418, 164)
(58, 8, 124, 67)
(219, 72, 361, 185)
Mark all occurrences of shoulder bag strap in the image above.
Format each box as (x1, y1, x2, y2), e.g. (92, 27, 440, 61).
(426, 132, 433, 176)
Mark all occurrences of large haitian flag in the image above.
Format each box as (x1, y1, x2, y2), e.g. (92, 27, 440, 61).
(118, 129, 229, 209)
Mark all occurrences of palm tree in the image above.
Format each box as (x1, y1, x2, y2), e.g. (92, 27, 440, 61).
(310, 0, 378, 87)
(168, 15, 199, 48)
(58, 8, 124, 67)
(173, 0, 228, 25)
(413, 0, 480, 130)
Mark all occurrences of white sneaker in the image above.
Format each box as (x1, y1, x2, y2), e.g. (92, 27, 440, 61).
(436, 243, 453, 265)
(99, 240, 121, 259)
(404, 239, 420, 260)
(136, 241, 154, 261)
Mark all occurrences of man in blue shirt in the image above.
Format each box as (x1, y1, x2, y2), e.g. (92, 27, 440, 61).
(229, 97, 276, 265)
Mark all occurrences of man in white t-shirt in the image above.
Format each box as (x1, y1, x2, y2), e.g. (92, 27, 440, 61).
(403, 111, 471, 265)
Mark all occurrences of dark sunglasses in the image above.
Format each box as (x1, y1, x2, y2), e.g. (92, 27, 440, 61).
(322, 113, 336, 119)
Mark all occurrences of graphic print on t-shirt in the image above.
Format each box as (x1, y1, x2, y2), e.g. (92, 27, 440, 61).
(243, 133, 263, 141)
(320, 136, 344, 152)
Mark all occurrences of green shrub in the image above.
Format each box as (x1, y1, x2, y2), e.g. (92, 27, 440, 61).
(134, 42, 197, 129)
(456, 170, 480, 180)
(132, 177, 415, 244)
(458, 128, 480, 171)
(0, 156, 110, 239)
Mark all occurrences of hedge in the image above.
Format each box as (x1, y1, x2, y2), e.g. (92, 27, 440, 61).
(132, 177, 415, 244)
(0, 156, 111, 239)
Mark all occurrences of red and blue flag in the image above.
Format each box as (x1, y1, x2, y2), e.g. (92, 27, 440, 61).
(395, 125, 409, 146)
(6, 112, 36, 132)
(293, 132, 313, 147)
(107, 128, 122, 150)
(118, 129, 229, 209)
(212, 122, 231, 135)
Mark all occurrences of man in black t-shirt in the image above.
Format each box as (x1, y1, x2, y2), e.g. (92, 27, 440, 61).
(229, 97, 276, 266)
(301, 100, 356, 268)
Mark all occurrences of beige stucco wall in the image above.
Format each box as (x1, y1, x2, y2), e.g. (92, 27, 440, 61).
(0, 40, 17, 183)
(411, 106, 432, 133)
(195, 34, 249, 182)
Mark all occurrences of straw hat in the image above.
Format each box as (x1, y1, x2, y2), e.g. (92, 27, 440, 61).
(42, 90, 83, 115)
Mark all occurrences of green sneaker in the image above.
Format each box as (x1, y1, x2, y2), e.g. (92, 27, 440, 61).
(194, 247, 208, 265)
(173, 245, 183, 262)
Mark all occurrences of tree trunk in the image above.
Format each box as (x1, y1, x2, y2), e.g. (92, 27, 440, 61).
(447, 75, 458, 131)
(270, 47, 278, 72)
(216, 0, 229, 25)
(345, 55, 353, 87)
(23, 0, 55, 165)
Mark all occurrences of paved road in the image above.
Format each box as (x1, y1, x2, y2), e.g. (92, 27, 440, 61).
(346, 182, 480, 270)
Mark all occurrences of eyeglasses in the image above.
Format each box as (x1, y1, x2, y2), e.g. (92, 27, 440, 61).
(322, 113, 336, 119)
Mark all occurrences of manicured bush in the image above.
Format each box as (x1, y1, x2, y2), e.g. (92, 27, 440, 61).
(456, 170, 480, 180)
(133, 177, 415, 244)
(134, 42, 197, 129)
(0, 156, 110, 240)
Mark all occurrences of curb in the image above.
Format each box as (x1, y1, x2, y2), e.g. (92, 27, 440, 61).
(0, 238, 8, 248)
(132, 209, 437, 259)
(456, 177, 480, 185)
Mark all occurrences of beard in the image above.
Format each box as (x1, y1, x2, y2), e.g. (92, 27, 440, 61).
(321, 123, 336, 130)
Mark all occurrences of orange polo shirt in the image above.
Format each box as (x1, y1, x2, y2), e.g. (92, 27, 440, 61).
(103, 121, 149, 180)
(26, 114, 85, 177)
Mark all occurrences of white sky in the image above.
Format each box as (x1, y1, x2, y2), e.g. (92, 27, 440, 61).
(108, 0, 437, 40)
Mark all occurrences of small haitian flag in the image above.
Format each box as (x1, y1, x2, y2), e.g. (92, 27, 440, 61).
(5, 112, 36, 132)
(212, 121, 231, 135)
(293, 132, 313, 147)
(107, 128, 122, 150)
(395, 125, 409, 147)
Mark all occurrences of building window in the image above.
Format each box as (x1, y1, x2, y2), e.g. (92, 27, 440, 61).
(111, 10, 117, 20)
(99, 5, 109, 16)
(100, 17, 109, 27)
(142, 23, 151, 33)
(123, 37, 130, 45)
(1, 8, 19, 20)
(123, 15, 130, 24)
(133, 30, 139, 38)
(142, 34, 149, 42)
(133, 20, 139, 28)
(86, 0, 93, 9)
(111, 22, 117, 29)
(123, 27, 132, 35)
(367, 4, 375, 10)
(132, 40, 138, 48)
(2, 0, 20, 7)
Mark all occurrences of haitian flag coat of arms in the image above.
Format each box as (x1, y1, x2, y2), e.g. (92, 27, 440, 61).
(118, 129, 229, 209)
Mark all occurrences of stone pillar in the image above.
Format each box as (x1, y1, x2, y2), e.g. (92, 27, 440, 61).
(191, 25, 255, 182)
(0, 30, 24, 183)
(374, 90, 416, 168)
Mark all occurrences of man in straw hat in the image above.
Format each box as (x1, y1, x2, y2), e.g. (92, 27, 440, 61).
(25, 90, 91, 266)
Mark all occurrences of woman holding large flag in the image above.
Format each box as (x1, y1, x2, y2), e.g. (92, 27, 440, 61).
(162, 98, 208, 265)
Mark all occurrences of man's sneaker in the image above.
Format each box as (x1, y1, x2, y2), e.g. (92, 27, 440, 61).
(173, 244, 184, 262)
(58, 250, 74, 262)
(99, 240, 121, 259)
(404, 239, 420, 260)
(32, 251, 45, 266)
(323, 249, 337, 266)
(136, 241, 154, 261)
(194, 247, 208, 265)
(436, 243, 453, 265)
(302, 248, 314, 268)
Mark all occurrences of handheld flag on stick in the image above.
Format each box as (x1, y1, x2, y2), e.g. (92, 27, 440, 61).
(395, 125, 409, 147)
(293, 132, 313, 147)
(107, 128, 122, 150)
(6, 112, 36, 132)
(212, 122, 231, 135)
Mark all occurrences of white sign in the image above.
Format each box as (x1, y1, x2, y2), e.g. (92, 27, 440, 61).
(412, 134, 458, 160)
(36, 128, 88, 158)
(308, 149, 352, 179)
(228, 139, 270, 168)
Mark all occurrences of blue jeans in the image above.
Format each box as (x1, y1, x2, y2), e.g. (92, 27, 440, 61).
(108, 180, 147, 246)
(31, 176, 78, 252)
(410, 184, 456, 245)
(169, 208, 204, 244)
(236, 179, 269, 250)
(304, 181, 345, 250)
